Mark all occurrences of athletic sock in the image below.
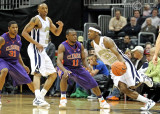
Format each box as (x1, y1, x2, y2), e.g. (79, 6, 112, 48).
(136, 94, 149, 103)
(41, 88, 47, 98)
(98, 95, 105, 103)
(61, 91, 66, 98)
(35, 89, 41, 99)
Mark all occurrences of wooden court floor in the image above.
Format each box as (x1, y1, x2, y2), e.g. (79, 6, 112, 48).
(0, 94, 160, 114)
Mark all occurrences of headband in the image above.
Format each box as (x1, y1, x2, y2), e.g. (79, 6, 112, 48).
(89, 27, 101, 34)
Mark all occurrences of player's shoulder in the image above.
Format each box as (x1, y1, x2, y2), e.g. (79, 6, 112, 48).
(30, 16, 40, 24)
(103, 36, 113, 43)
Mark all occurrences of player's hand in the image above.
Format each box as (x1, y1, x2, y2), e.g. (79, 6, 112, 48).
(56, 21, 64, 27)
(35, 43, 43, 52)
(86, 67, 92, 72)
(152, 55, 158, 65)
(63, 69, 72, 78)
(23, 65, 30, 74)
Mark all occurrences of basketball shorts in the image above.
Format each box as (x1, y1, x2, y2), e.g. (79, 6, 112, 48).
(111, 60, 144, 88)
(0, 58, 32, 86)
(28, 44, 56, 77)
(57, 66, 98, 90)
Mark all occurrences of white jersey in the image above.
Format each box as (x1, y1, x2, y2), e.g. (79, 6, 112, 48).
(93, 36, 118, 66)
(93, 36, 144, 88)
(28, 15, 56, 76)
(30, 15, 50, 48)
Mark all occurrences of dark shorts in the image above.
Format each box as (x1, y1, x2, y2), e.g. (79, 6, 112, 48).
(57, 66, 98, 90)
(0, 58, 32, 86)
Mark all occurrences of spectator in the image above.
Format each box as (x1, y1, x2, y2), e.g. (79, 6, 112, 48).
(144, 42, 153, 52)
(118, 35, 136, 52)
(122, 17, 141, 37)
(128, 10, 145, 26)
(145, 47, 160, 102)
(87, 55, 111, 99)
(140, 18, 157, 43)
(125, 48, 132, 59)
(141, 8, 160, 29)
(131, 46, 149, 95)
(108, 10, 126, 38)
(143, 4, 151, 17)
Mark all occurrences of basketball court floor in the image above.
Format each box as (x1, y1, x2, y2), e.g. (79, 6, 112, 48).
(0, 94, 159, 114)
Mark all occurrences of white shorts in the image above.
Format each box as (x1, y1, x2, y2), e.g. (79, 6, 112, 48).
(111, 60, 144, 88)
(28, 44, 56, 77)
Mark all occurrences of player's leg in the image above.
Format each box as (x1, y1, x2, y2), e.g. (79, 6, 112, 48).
(118, 81, 155, 110)
(75, 67, 110, 108)
(59, 74, 68, 108)
(0, 68, 8, 104)
(27, 82, 34, 93)
(41, 72, 57, 100)
(91, 86, 110, 109)
(32, 73, 50, 107)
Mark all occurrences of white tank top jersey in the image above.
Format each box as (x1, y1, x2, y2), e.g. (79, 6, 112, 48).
(31, 15, 50, 47)
(93, 36, 119, 66)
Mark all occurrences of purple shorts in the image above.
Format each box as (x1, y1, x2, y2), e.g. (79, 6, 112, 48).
(57, 66, 98, 90)
(0, 58, 32, 86)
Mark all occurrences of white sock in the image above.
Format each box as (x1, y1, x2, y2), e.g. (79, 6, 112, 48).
(136, 94, 149, 103)
(35, 89, 41, 99)
(61, 94, 66, 98)
(98, 97, 104, 103)
(41, 89, 47, 98)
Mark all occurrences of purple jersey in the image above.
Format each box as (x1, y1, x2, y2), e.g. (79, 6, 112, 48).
(0, 33, 22, 62)
(62, 41, 82, 68)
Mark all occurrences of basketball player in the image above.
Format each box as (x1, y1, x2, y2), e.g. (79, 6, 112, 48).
(22, 3, 63, 106)
(88, 25, 155, 111)
(57, 28, 110, 109)
(0, 21, 34, 105)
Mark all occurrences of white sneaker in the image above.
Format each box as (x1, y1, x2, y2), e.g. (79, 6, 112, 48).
(59, 97, 67, 108)
(87, 95, 97, 99)
(100, 100, 110, 109)
(142, 75, 153, 87)
(0, 101, 2, 105)
(33, 98, 50, 107)
(140, 99, 155, 111)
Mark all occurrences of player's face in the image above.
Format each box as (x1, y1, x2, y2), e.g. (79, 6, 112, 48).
(88, 30, 96, 40)
(38, 4, 48, 17)
(8, 24, 18, 36)
(67, 31, 77, 43)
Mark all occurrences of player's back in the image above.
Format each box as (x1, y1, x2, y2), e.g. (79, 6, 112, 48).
(62, 41, 82, 68)
(0, 32, 22, 61)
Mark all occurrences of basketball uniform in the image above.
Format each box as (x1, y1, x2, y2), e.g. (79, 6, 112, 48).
(0, 33, 31, 85)
(28, 15, 56, 76)
(93, 36, 144, 88)
(57, 41, 98, 90)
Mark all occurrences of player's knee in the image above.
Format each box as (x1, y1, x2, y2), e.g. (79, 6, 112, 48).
(61, 75, 68, 80)
(34, 73, 41, 77)
(1, 68, 8, 76)
(49, 73, 57, 78)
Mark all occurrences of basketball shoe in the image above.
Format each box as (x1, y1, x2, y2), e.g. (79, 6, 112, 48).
(33, 98, 50, 107)
(59, 97, 67, 108)
(100, 100, 110, 109)
(140, 99, 155, 111)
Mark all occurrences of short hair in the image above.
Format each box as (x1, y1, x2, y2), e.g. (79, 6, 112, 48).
(145, 42, 152, 47)
(134, 10, 140, 14)
(38, 3, 47, 9)
(115, 10, 121, 14)
(66, 28, 76, 35)
(8, 21, 17, 27)
(152, 8, 159, 13)
(90, 25, 101, 31)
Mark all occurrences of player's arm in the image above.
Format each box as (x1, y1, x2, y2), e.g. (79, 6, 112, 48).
(103, 37, 125, 63)
(0, 36, 5, 49)
(90, 41, 94, 48)
(18, 54, 30, 74)
(57, 44, 72, 78)
(22, 17, 43, 51)
(48, 17, 63, 36)
(81, 44, 90, 69)
(153, 33, 160, 65)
